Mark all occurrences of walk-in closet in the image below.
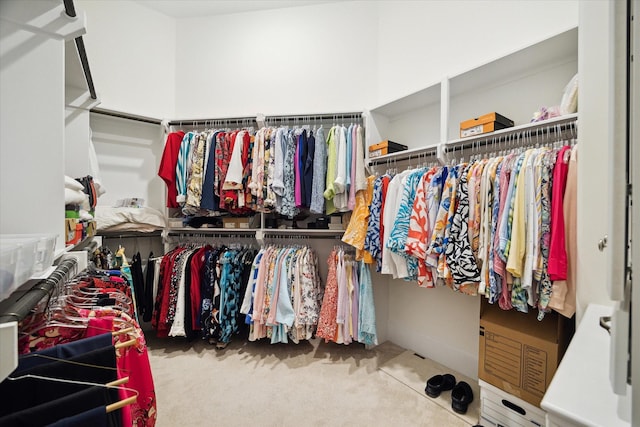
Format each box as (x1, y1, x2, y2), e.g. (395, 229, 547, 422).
(0, 1, 637, 426)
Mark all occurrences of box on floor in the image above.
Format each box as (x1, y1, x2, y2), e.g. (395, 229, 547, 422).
(478, 299, 574, 408)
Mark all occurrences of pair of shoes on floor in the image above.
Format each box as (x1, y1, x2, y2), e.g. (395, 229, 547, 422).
(425, 374, 474, 415)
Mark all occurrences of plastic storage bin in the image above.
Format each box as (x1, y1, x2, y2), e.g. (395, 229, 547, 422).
(0, 246, 19, 301)
(0, 236, 38, 298)
(0, 236, 39, 296)
(0, 234, 57, 274)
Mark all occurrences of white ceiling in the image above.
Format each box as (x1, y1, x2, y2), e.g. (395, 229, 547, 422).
(134, 0, 342, 19)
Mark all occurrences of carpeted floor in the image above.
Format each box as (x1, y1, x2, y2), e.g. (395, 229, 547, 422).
(146, 333, 480, 427)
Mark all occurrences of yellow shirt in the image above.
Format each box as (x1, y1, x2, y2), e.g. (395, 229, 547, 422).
(506, 149, 535, 277)
(342, 175, 376, 261)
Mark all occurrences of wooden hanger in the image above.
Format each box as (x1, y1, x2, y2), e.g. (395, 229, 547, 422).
(115, 338, 137, 350)
(6, 373, 139, 414)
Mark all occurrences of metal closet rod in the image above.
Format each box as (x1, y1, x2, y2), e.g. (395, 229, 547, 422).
(0, 258, 78, 324)
(91, 108, 163, 125)
(368, 147, 439, 166)
(64, 0, 97, 100)
(444, 115, 578, 153)
(264, 112, 363, 122)
(167, 117, 257, 127)
(168, 112, 363, 127)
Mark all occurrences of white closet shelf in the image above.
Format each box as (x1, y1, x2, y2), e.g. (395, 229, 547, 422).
(165, 227, 344, 237)
(166, 227, 259, 233)
(444, 113, 578, 151)
(369, 82, 441, 119)
(262, 228, 344, 236)
(449, 26, 578, 98)
(367, 143, 440, 166)
(366, 113, 577, 167)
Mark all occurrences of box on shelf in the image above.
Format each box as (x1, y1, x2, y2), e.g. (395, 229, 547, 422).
(479, 379, 546, 427)
(167, 218, 184, 228)
(460, 112, 514, 138)
(65, 218, 82, 245)
(1, 234, 57, 274)
(221, 217, 250, 229)
(368, 140, 408, 158)
(236, 217, 250, 229)
(85, 221, 97, 239)
(478, 299, 573, 407)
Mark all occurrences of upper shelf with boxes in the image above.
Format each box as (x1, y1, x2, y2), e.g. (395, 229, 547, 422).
(365, 26, 578, 166)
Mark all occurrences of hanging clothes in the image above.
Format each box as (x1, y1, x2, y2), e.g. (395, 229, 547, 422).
(160, 122, 365, 217)
(7, 268, 157, 427)
(354, 143, 577, 320)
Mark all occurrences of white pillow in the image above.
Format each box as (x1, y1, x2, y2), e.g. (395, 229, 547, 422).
(560, 73, 578, 115)
(65, 188, 88, 205)
(64, 176, 84, 191)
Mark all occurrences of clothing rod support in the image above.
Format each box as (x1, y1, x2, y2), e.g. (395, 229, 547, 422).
(75, 37, 97, 100)
(63, 0, 76, 17)
(64, 0, 97, 100)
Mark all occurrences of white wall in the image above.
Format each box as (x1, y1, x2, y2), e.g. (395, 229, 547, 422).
(75, 1, 587, 379)
(0, 3, 68, 253)
(90, 115, 165, 210)
(65, 107, 92, 178)
(77, 0, 176, 119)
(174, 1, 378, 118)
(376, 0, 579, 105)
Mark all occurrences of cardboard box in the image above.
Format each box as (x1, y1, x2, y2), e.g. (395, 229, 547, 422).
(478, 300, 573, 407)
(223, 217, 238, 229)
(460, 112, 514, 138)
(368, 140, 408, 158)
(65, 219, 82, 245)
(223, 217, 251, 229)
(86, 220, 97, 238)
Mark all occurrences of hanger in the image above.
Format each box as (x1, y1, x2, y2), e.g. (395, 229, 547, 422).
(18, 352, 129, 378)
(5, 373, 139, 414)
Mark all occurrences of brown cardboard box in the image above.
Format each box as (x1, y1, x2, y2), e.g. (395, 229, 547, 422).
(478, 300, 573, 407)
(223, 217, 251, 229)
(460, 112, 514, 138)
(65, 218, 79, 245)
(223, 217, 238, 229)
(368, 140, 408, 158)
(236, 217, 250, 229)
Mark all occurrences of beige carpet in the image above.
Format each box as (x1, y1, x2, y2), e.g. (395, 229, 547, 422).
(378, 350, 481, 425)
(146, 334, 479, 427)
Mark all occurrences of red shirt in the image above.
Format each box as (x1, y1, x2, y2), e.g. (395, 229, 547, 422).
(548, 146, 571, 280)
(158, 131, 185, 208)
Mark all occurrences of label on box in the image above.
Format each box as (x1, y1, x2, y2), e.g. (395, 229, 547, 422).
(369, 149, 383, 158)
(168, 219, 183, 228)
(461, 124, 485, 137)
(523, 345, 547, 395)
(484, 331, 522, 386)
(224, 222, 237, 229)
